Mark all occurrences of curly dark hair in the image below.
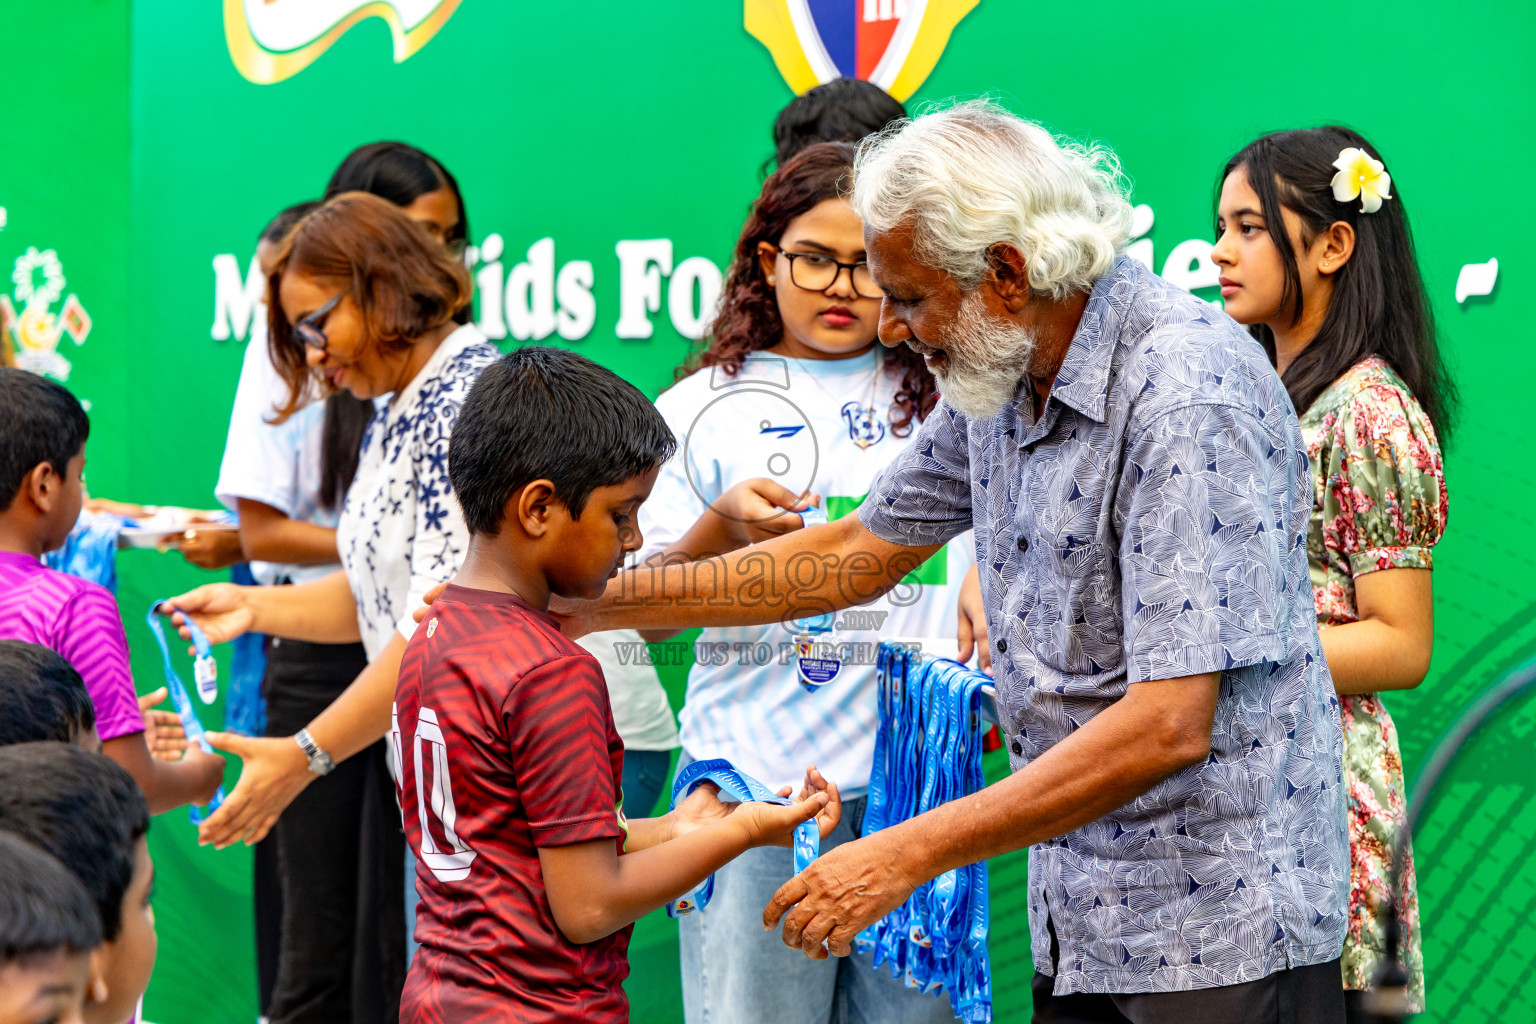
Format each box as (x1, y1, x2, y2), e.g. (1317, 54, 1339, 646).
(683, 141, 937, 436)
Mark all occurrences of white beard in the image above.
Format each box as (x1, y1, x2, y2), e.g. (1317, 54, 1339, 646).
(919, 291, 1037, 420)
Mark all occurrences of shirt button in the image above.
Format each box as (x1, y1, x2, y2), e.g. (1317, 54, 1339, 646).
(996, 638, 1007, 654)
(1011, 740, 1023, 756)
(1016, 535, 1029, 553)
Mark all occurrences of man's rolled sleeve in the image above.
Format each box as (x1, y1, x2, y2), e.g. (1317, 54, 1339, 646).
(1118, 404, 1298, 683)
(857, 401, 974, 549)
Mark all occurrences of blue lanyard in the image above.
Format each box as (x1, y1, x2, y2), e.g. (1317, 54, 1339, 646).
(144, 602, 227, 824)
(665, 757, 820, 917)
(791, 504, 840, 691)
(856, 643, 994, 1022)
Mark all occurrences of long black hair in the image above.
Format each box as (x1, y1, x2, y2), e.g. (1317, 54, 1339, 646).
(1217, 127, 1455, 440)
(315, 142, 473, 507)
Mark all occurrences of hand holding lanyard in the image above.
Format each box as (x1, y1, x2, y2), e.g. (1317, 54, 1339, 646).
(144, 602, 227, 824)
(666, 758, 820, 917)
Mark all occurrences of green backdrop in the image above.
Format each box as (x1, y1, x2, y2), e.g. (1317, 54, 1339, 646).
(2, 2, 1533, 1020)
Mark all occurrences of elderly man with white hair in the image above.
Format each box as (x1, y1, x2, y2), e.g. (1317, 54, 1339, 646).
(569, 101, 1349, 1024)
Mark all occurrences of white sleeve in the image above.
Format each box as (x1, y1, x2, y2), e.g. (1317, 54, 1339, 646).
(637, 384, 713, 561)
(214, 318, 306, 516)
(393, 422, 472, 644)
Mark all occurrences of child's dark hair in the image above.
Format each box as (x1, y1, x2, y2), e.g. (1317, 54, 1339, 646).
(0, 368, 89, 512)
(325, 141, 470, 263)
(260, 200, 321, 247)
(696, 142, 937, 436)
(0, 744, 149, 940)
(771, 78, 907, 169)
(0, 641, 95, 746)
(0, 832, 103, 961)
(1217, 127, 1456, 439)
(449, 347, 676, 535)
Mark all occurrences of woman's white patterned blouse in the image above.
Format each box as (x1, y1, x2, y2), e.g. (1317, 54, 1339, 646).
(337, 324, 500, 660)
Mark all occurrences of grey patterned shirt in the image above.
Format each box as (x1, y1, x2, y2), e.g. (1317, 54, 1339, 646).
(859, 257, 1347, 995)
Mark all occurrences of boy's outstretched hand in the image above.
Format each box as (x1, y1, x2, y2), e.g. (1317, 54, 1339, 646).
(667, 766, 840, 847)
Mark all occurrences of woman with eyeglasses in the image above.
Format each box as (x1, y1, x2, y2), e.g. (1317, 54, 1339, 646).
(622, 141, 971, 1024)
(163, 192, 497, 1007)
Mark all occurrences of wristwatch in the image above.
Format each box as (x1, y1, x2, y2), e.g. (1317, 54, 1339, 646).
(294, 729, 335, 777)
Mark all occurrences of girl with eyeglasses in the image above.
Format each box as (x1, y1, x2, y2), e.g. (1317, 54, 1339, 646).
(621, 141, 971, 1024)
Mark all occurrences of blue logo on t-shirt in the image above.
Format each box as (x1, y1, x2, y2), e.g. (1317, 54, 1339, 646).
(841, 402, 885, 450)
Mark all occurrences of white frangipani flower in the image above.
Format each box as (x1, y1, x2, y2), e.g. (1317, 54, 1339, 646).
(1330, 148, 1392, 213)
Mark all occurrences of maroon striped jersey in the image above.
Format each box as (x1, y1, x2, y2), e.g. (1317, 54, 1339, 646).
(395, 584, 630, 1024)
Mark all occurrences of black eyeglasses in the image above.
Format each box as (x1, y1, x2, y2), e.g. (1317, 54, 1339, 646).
(293, 292, 344, 351)
(773, 247, 884, 299)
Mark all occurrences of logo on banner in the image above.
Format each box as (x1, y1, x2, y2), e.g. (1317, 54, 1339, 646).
(1, 247, 92, 382)
(745, 0, 979, 101)
(225, 0, 463, 85)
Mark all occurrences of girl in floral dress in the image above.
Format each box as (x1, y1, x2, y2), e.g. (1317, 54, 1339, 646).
(1211, 127, 1454, 1019)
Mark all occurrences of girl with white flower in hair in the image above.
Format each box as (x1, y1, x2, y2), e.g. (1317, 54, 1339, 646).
(1211, 126, 1455, 1019)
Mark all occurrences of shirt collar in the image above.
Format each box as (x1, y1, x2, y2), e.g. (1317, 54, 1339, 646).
(1035, 255, 1139, 426)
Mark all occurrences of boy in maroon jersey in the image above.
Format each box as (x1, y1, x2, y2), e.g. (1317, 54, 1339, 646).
(394, 347, 839, 1023)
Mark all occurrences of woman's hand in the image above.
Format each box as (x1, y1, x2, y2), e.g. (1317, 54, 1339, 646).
(170, 528, 245, 571)
(160, 584, 257, 651)
(711, 479, 822, 547)
(195, 732, 313, 849)
(137, 688, 188, 761)
(955, 564, 991, 673)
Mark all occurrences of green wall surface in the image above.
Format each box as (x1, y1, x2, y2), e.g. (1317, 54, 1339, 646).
(2, 1, 1533, 1021)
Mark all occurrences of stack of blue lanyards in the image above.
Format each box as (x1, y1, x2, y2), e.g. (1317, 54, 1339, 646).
(857, 641, 992, 1023)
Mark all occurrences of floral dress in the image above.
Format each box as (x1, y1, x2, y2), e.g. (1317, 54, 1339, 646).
(1299, 356, 1447, 1010)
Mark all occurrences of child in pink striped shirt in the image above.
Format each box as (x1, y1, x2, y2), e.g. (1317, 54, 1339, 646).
(0, 368, 223, 813)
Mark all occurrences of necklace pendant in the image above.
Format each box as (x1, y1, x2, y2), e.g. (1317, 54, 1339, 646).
(852, 436, 873, 451)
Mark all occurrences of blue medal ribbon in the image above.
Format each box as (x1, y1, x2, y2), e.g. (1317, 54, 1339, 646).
(144, 602, 227, 824)
(665, 757, 820, 917)
(856, 642, 994, 1022)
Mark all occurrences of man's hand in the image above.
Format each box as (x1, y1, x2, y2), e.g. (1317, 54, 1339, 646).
(955, 564, 990, 672)
(161, 584, 257, 653)
(195, 732, 312, 849)
(137, 688, 188, 761)
(763, 829, 921, 959)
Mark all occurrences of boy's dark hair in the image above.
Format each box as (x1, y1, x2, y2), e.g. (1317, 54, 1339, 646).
(0, 641, 95, 746)
(260, 200, 322, 246)
(0, 368, 90, 512)
(449, 347, 676, 535)
(0, 744, 149, 940)
(771, 78, 907, 169)
(0, 832, 103, 961)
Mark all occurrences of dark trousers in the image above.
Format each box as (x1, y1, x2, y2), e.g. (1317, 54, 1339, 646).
(1031, 958, 1346, 1024)
(262, 637, 406, 1024)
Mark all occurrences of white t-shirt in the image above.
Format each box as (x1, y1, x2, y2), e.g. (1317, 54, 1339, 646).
(576, 628, 680, 751)
(337, 325, 498, 659)
(638, 349, 976, 795)
(214, 308, 336, 586)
